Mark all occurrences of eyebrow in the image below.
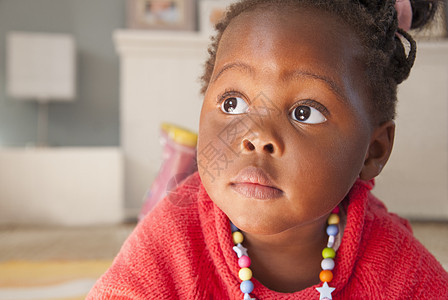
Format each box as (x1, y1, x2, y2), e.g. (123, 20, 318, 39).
(211, 61, 347, 103)
(284, 69, 347, 104)
(210, 62, 255, 84)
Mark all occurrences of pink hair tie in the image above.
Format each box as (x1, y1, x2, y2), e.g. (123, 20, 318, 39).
(395, 0, 413, 31)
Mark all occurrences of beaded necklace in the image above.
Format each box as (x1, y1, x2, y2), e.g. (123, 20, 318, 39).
(231, 206, 341, 300)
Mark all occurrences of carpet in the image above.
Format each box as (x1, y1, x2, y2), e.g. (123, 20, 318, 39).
(0, 260, 111, 300)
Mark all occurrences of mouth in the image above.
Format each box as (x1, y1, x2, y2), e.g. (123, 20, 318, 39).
(230, 166, 284, 200)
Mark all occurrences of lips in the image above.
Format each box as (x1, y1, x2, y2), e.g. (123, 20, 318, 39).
(230, 166, 283, 200)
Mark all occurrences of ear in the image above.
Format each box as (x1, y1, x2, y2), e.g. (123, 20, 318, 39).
(359, 120, 395, 181)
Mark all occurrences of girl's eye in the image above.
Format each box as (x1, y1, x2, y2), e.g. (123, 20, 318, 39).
(291, 105, 327, 124)
(220, 97, 249, 114)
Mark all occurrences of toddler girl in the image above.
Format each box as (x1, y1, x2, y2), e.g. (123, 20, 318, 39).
(88, 0, 448, 298)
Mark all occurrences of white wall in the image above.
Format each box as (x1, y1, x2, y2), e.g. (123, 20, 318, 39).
(0, 0, 124, 147)
(375, 42, 448, 219)
(0, 148, 123, 226)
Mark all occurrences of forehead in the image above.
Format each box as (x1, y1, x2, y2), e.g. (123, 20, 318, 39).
(219, 5, 361, 58)
(215, 5, 365, 88)
(211, 5, 370, 116)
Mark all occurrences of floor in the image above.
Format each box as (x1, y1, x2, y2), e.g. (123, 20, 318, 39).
(0, 223, 135, 262)
(0, 221, 447, 269)
(0, 223, 135, 300)
(408, 221, 448, 270)
(0, 221, 446, 300)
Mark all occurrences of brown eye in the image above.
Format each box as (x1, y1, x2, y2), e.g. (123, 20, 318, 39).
(294, 106, 311, 121)
(291, 105, 326, 124)
(221, 97, 249, 114)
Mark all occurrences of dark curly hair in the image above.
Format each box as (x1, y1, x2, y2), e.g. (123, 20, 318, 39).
(200, 0, 439, 124)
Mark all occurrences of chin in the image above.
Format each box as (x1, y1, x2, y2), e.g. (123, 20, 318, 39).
(228, 211, 292, 235)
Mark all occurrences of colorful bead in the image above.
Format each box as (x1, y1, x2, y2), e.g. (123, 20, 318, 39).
(326, 224, 339, 236)
(240, 280, 254, 294)
(322, 247, 336, 259)
(233, 231, 244, 244)
(230, 222, 239, 233)
(238, 255, 251, 268)
(233, 244, 248, 258)
(327, 213, 340, 225)
(239, 267, 253, 281)
(319, 270, 334, 282)
(316, 282, 336, 299)
(321, 258, 335, 270)
(243, 294, 255, 300)
(231, 206, 341, 299)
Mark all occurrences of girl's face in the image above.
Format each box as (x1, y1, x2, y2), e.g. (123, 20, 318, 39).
(197, 7, 373, 234)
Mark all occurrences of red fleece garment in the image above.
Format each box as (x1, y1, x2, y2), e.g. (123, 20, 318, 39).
(87, 172, 448, 299)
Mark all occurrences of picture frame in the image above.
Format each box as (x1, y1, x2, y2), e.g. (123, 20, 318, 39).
(127, 0, 196, 31)
(199, 0, 234, 37)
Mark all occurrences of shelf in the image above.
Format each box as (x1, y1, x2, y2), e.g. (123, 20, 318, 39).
(114, 29, 210, 56)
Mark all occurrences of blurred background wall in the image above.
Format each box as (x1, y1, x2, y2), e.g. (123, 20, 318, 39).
(0, 0, 446, 225)
(0, 0, 124, 147)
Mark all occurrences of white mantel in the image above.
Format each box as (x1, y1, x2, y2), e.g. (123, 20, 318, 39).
(114, 30, 210, 55)
(115, 29, 448, 220)
(114, 30, 209, 216)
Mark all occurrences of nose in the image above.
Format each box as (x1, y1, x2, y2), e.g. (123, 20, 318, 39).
(241, 128, 284, 156)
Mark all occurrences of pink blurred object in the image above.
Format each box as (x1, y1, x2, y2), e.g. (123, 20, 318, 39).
(139, 123, 198, 220)
(395, 0, 412, 32)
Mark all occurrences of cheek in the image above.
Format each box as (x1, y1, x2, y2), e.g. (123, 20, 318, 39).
(321, 128, 369, 191)
(197, 102, 220, 151)
(197, 106, 229, 157)
(197, 110, 219, 178)
(197, 107, 239, 188)
(282, 127, 368, 207)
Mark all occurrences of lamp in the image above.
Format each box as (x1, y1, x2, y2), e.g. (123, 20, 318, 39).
(6, 31, 76, 147)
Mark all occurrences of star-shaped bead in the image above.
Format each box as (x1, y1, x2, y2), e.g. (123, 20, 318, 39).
(316, 282, 335, 300)
(243, 293, 256, 300)
(233, 243, 248, 258)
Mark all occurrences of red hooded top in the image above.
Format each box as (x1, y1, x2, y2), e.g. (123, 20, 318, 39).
(87, 172, 448, 299)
